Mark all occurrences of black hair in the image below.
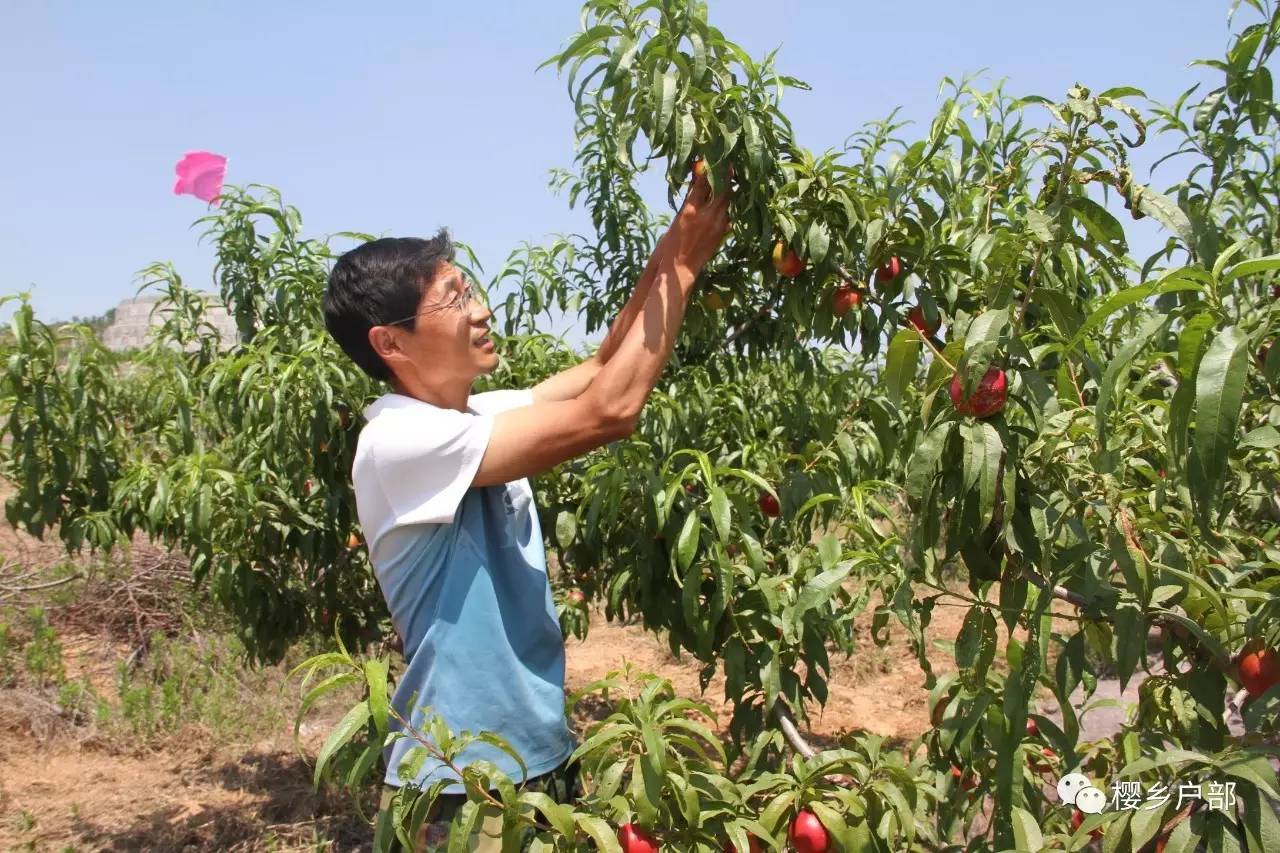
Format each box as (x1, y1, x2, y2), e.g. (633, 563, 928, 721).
(323, 231, 455, 382)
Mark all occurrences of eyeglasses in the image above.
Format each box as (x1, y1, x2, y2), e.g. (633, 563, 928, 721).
(382, 278, 478, 327)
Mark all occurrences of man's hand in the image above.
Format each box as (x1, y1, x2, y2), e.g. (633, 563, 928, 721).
(591, 161, 732, 368)
(665, 165, 733, 273)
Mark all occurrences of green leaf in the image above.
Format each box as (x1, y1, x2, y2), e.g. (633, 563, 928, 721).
(796, 564, 853, 616)
(817, 533, 840, 571)
(682, 558, 702, 650)
(655, 68, 678, 136)
(1240, 425, 1280, 449)
(1095, 314, 1165, 457)
(675, 111, 695, 172)
(1025, 209, 1057, 242)
(718, 467, 774, 496)
(1069, 196, 1128, 255)
(364, 658, 391, 736)
(739, 533, 766, 572)
(1220, 754, 1280, 801)
(1163, 812, 1197, 853)
(1126, 804, 1168, 852)
(743, 115, 764, 175)
(1230, 25, 1266, 68)
(676, 512, 701, 572)
(688, 30, 707, 81)
(314, 701, 371, 787)
(447, 801, 484, 853)
(604, 36, 638, 83)
(961, 422, 986, 495)
(978, 422, 1003, 530)
(1241, 776, 1280, 852)
(1213, 240, 1251, 281)
(1114, 604, 1144, 688)
(556, 510, 577, 548)
(1010, 806, 1044, 852)
(759, 791, 797, 835)
(294, 671, 359, 738)
(809, 801, 851, 850)
(574, 813, 623, 852)
(546, 25, 616, 72)
(640, 719, 666, 782)
(1149, 610, 1231, 665)
(345, 742, 384, 792)
(396, 748, 429, 785)
(1190, 327, 1250, 525)
(926, 338, 966, 391)
(1131, 184, 1195, 246)
(793, 493, 837, 524)
(1248, 66, 1273, 134)
(569, 723, 632, 765)
(1168, 313, 1216, 469)
(807, 220, 830, 266)
(907, 422, 954, 509)
(1221, 252, 1280, 287)
(709, 487, 731, 545)
(1177, 311, 1217, 379)
(1067, 268, 1205, 354)
(968, 307, 1010, 347)
(884, 329, 923, 405)
(1036, 289, 1083, 339)
(1098, 86, 1147, 99)
(955, 608, 984, 670)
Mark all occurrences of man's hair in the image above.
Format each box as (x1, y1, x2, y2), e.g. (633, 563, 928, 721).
(323, 232, 455, 382)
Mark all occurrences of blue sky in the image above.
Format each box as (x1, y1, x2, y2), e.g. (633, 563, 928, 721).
(0, 1, 1237, 338)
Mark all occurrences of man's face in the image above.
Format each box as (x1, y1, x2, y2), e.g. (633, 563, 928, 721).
(384, 262, 497, 389)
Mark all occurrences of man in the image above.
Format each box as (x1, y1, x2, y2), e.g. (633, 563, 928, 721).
(321, 167, 731, 850)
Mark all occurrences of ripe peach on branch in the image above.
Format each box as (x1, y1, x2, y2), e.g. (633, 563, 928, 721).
(831, 285, 862, 316)
(772, 241, 806, 278)
(949, 366, 1008, 418)
(789, 810, 830, 853)
(876, 256, 903, 284)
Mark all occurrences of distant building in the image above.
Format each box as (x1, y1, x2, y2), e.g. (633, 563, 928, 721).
(100, 293, 241, 353)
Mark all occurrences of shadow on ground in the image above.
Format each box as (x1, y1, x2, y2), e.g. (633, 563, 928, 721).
(70, 751, 376, 852)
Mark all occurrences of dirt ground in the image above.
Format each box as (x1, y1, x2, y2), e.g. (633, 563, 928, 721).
(0, 619, 958, 852)
(563, 603, 952, 743)
(0, 486, 962, 852)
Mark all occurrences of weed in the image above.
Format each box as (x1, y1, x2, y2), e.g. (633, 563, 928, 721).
(23, 607, 65, 688)
(56, 677, 100, 724)
(0, 621, 14, 687)
(107, 629, 292, 746)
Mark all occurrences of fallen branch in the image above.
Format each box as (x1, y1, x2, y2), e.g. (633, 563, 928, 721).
(0, 571, 82, 602)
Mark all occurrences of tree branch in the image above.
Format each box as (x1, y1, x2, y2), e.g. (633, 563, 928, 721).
(724, 289, 783, 349)
(1023, 562, 1234, 672)
(771, 697, 816, 759)
(1138, 799, 1204, 853)
(1020, 565, 1088, 608)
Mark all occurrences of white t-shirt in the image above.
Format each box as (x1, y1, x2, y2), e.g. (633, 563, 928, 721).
(353, 389, 535, 558)
(351, 388, 574, 791)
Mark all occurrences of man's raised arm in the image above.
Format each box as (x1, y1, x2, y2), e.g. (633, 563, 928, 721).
(473, 173, 732, 487)
(532, 168, 707, 404)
